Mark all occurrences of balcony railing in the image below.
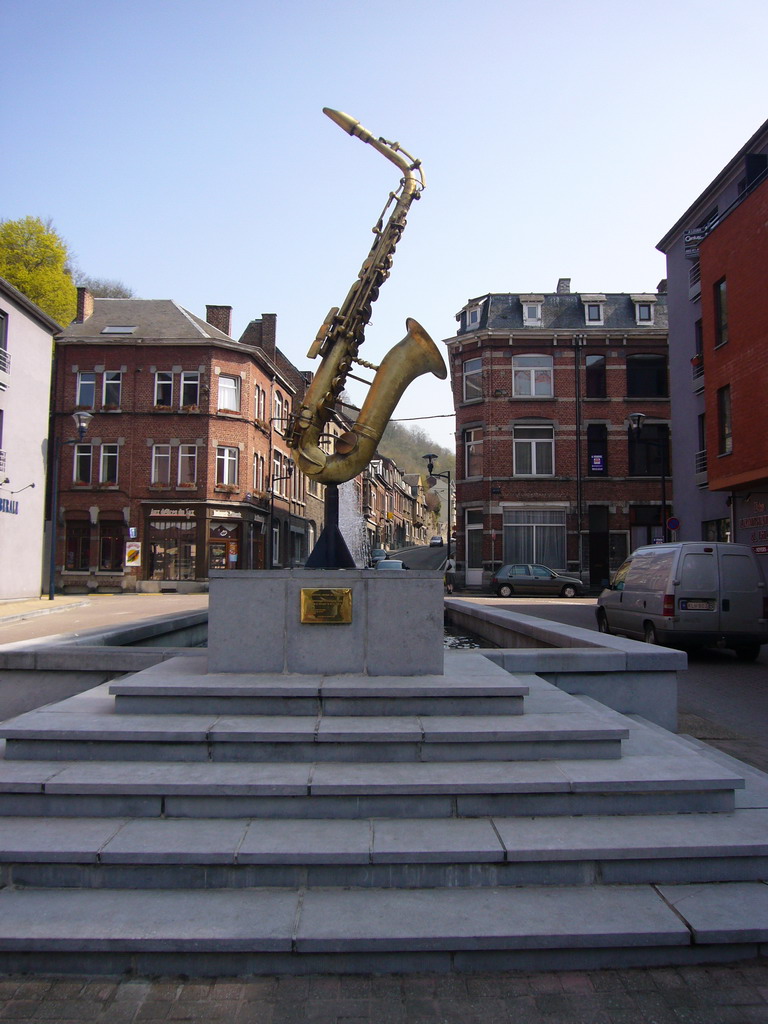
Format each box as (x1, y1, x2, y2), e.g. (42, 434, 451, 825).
(0, 349, 9, 374)
(0, 450, 5, 474)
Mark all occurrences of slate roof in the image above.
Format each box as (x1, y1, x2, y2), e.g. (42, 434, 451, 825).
(457, 292, 668, 335)
(58, 299, 237, 344)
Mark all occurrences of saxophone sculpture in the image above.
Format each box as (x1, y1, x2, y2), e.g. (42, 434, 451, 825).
(287, 108, 447, 485)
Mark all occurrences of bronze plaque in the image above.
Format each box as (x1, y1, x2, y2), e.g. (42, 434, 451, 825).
(300, 588, 353, 624)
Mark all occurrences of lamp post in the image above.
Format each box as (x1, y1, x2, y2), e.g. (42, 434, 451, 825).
(269, 460, 294, 568)
(48, 411, 93, 600)
(629, 412, 669, 543)
(422, 453, 452, 562)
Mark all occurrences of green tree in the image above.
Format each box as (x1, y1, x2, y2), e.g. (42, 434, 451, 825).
(0, 216, 77, 325)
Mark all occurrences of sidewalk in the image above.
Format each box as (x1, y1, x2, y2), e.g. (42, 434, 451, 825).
(0, 959, 766, 1022)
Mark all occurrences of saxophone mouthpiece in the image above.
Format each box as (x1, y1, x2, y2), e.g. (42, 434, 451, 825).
(323, 107, 374, 144)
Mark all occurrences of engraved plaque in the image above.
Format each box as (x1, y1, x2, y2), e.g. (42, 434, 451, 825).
(300, 588, 353, 624)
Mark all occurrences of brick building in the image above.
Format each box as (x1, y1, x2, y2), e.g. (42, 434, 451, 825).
(445, 279, 671, 589)
(657, 119, 768, 568)
(657, 119, 768, 554)
(52, 293, 302, 592)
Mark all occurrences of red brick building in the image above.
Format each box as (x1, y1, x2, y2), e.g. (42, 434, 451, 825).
(52, 293, 301, 592)
(445, 279, 671, 589)
(699, 166, 768, 556)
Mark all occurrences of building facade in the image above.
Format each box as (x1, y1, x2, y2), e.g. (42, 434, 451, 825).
(0, 277, 59, 599)
(656, 119, 768, 557)
(52, 293, 303, 593)
(445, 279, 671, 589)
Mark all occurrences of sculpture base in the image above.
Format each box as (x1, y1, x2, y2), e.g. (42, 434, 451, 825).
(208, 569, 444, 676)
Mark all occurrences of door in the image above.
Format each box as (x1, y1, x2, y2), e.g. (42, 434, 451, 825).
(718, 548, 763, 637)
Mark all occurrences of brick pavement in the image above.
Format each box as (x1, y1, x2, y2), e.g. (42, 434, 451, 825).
(0, 960, 766, 1023)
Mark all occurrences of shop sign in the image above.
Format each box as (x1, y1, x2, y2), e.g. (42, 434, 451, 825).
(125, 541, 141, 567)
(149, 507, 196, 517)
(0, 498, 19, 515)
(211, 509, 242, 519)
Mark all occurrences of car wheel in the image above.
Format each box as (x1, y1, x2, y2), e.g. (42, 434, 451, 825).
(497, 584, 513, 598)
(560, 584, 578, 598)
(734, 643, 761, 662)
(644, 623, 658, 645)
(596, 610, 611, 634)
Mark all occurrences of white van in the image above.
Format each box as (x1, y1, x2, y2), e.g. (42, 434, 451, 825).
(596, 542, 768, 660)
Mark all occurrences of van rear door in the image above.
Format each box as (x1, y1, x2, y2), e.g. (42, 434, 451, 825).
(676, 547, 719, 636)
(718, 547, 764, 637)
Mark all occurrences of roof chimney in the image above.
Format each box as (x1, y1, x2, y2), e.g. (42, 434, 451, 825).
(556, 278, 571, 294)
(206, 305, 232, 337)
(75, 287, 94, 323)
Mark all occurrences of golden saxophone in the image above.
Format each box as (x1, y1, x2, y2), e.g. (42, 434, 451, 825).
(287, 108, 447, 485)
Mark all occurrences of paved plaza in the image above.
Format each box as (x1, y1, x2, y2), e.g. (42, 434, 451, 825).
(1, 961, 768, 1022)
(0, 595, 765, 1023)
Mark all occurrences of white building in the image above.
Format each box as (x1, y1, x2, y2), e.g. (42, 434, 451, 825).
(0, 277, 59, 599)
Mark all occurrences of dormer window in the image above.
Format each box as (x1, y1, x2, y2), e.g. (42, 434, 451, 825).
(520, 295, 544, 327)
(581, 295, 606, 326)
(631, 294, 656, 326)
(466, 305, 482, 329)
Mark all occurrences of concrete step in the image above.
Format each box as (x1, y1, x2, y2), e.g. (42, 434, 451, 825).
(0, 752, 743, 818)
(108, 654, 530, 717)
(0, 710, 628, 763)
(0, 881, 766, 975)
(1, 809, 766, 890)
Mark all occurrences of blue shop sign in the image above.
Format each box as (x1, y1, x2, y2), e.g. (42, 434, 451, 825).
(0, 498, 19, 515)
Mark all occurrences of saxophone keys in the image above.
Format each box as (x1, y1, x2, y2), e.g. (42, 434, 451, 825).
(307, 307, 339, 359)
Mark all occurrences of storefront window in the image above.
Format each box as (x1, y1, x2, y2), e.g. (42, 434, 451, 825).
(99, 521, 124, 571)
(65, 521, 90, 570)
(148, 518, 197, 581)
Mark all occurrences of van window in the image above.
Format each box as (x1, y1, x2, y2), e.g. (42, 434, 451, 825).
(680, 552, 717, 591)
(627, 548, 676, 592)
(720, 552, 760, 592)
(611, 559, 632, 591)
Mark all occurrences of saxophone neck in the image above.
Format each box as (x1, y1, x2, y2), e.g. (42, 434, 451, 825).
(323, 108, 425, 190)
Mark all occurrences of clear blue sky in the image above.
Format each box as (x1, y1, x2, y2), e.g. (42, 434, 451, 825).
(3, 0, 767, 451)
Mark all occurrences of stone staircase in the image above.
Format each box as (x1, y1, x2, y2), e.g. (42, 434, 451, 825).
(0, 651, 766, 975)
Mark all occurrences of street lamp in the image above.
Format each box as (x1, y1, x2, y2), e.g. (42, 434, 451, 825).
(629, 412, 670, 543)
(48, 411, 93, 600)
(269, 460, 294, 568)
(422, 453, 452, 562)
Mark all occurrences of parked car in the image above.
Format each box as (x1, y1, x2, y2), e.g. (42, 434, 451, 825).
(369, 548, 388, 566)
(429, 536, 444, 547)
(375, 559, 408, 570)
(596, 542, 768, 659)
(491, 564, 584, 598)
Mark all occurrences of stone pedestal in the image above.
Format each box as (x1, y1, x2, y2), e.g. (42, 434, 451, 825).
(208, 569, 444, 676)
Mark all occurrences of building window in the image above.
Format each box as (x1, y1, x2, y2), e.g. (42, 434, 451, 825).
(216, 446, 239, 485)
(585, 354, 606, 398)
(102, 371, 122, 407)
(626, 354, 668, 397)
(466, 304, 483, 329)
(587, 424, 608, 474)
(628, 423, 669, 476)
(254, 385, 266, 422)
(522, 302, 542, 326)
(180, 371, 200, 407)
(155, 371, 173, 407)
(73, 444, 92, 484)
(514, 425, 554, 476)
(76, 371, 96, 408)
(148, 518, 197, 581)
(178, 444, 197, 485)
(513, 355, 553, 397)
(636, 303, 653, 323)
(464, 427, 483, 477)
(714, 277, 728, 347)
(100, 444, 119, 485)
(503, 508, 566, 569)
(99, 522, 124, 571)
(65, 522, 90, 570)
(717, 385, 732, 455)
(151, 444, 171, 485)
(582, 297, 605, 325)
(218, 375, 241, 413)
(462, 358, 483, 401)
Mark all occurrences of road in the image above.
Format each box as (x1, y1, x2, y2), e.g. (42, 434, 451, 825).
(463, 593, 768, 771)
(393, 544, 447, 570)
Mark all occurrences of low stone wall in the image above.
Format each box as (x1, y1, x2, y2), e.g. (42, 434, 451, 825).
(445, 599, 685, 731)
